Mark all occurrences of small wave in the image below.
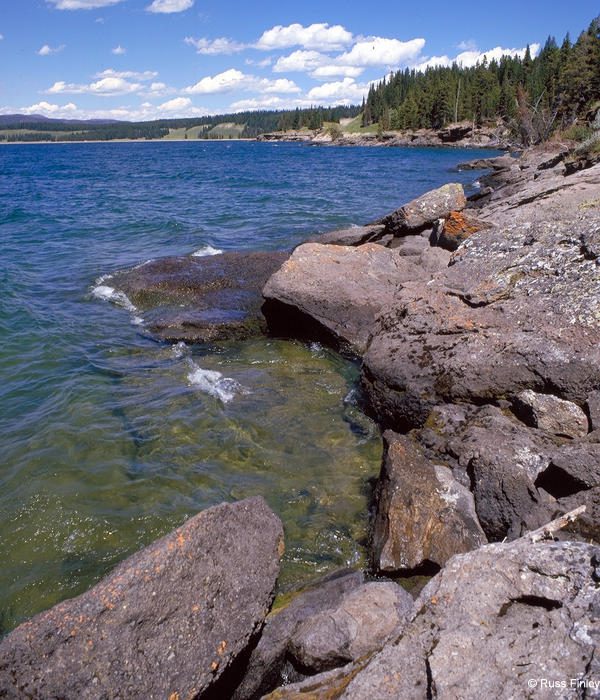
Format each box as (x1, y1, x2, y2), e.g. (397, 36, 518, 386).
(91, 284, 137, 313)
(191, 245, 223, 257)
(131, 316, 144, 326)
(171, 341, 189, 359)
(473, 180, 481, 189)
(187, 361, 248, 403)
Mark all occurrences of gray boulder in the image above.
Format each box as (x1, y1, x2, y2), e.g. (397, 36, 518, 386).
(513, 389, 589, 438)
(0, 497, 284, 700)
(371, 432, 486, 574)
(309, 224, 387, 246)
(373, 183, 467, 235)
(104, 250, 288, 343)
(282, 536, 600, 699)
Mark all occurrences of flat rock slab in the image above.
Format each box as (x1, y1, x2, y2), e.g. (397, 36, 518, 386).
(0, 497, 284, 700)
(108, 251, 288, 343)
(278, 538, 600, 699)
(263, 242, 449, 355)
(308, 224, 387, 247)
(371, 432, 486, 573)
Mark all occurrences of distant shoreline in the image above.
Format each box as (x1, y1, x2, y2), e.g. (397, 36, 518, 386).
(0, 137, 257, 145)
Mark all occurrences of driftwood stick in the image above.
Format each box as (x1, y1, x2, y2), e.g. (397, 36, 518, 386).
(526, 505, 586, 543)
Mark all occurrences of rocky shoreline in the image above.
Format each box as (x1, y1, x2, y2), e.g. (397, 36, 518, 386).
(257, 120, 513, 150)
(2, 142, 600, 698)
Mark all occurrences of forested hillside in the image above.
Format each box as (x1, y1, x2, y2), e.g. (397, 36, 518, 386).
(363, 17, 600, 143)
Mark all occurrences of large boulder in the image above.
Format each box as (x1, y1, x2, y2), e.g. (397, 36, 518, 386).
(512, 389, 589, 439)
(274, 536, 600, 699)
(373, 183, 466, 235)
(263, 243, 401, 354)
(231, 572, 412, 699)
(0, 497, 284, 700)
(371, 432, 486, 574)
(361, 216, 600, 432)
(103, 250, 288, 343)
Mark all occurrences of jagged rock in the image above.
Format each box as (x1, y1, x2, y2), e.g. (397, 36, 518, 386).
(373, 183, 466, 235)
(231, 571, 365, 700)
(513, 389, 589, 438)
(536, 442, 600, 497)
(556, 487, 600, 542)
(587, 390, 600, 431)
(106, 250, 288, 343)
(437, 122, 473, 142)
(371, 432, 486, 574)
(309, 224, 387, 246)
(443, 406, 558, 541)
(262, 243, 430, 354)
(431, 210, 491, 251)
(361, 216, 600, 433)
(289, 537, 600, 699)
(0, 497, 284, 700)
(288, 581, 413, 673)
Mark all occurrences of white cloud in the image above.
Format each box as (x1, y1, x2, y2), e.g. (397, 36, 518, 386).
(338, 37, 425, 67)
(38, 44, 66, 56)
(415, 43, 540, 70)
(158, 96, 192, 112)
(457, 39, 477, 52)
(146, 0, 193, 13)
(0, 34, 4, 41)
(311, 65, 364, 79)
(47, 76, 143, 95)
(94, 68, 158, 80)
(47, 0, 124, 9)
(112, 45, 126, 55)
(307, 77, 370, 105)
(184, 69, 300, 96)
(273, 50, 326, 73)
(20, 101, 78, 115)
(184, 36, 245, 55)
(256, 23, 353, 51)
(229, 96, 309, 112)
(184, 68, 247, 95)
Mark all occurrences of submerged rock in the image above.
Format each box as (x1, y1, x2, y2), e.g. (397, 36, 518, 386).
(107, 250, 287, 343)
(0, 497, 284, 700)
(371, 432, 486, 574)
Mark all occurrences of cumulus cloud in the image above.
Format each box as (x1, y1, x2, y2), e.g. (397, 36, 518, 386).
(158, 96, 192, 111)
(228, 96, 309, 112)
(184, 36, 245, 55)
(415, 42, 540, 70)
(112, 45, 126, 55)
(184, 69, 300, 96)
(38, 44, 65, 56)
(311, 65, 364, 79)
(20, 101, 78, 115)
(256, 23, 353, 51)
(47, 0, 124, 9)
(184, 68, 247, 95)
(47, 76, 143, 95)
(273, 50, 327, 73)
(146, 0, 193, 13)
(307, 77, 370, 104)
(338, 37, 425, 67)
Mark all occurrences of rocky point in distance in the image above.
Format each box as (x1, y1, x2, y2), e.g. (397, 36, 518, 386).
(2, 135, 600, 698)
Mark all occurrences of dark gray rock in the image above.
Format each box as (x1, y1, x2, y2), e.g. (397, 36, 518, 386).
(309, 224, 387, 247)
(231, 570, 365, 700)
(105, 251, 288, 343)
(0, 497, 284, 700)
(288, 581, 413, 673)
(536, 442, 600, 497)
(373, 183, 466, 235)
(445, 406, 558, 541)
(587, 390, 600, 431)
(291, 537, 600, 699)
(513, 389, 589, 438)
(371, 432, 486, 574)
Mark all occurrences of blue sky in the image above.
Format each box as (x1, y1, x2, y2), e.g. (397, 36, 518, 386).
(0, 0, 598, 121)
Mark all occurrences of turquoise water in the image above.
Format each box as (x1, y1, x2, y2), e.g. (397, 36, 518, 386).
(0, 141, 496, 633)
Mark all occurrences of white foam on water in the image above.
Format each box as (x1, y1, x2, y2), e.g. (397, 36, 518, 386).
(191, 245, 223, 257)
(171, 341, 189, 359)
(186, 361, 248, 403)
(91, 283, 138, 314)
(473, 180, 481, 189)
(131, 316, 144, 326)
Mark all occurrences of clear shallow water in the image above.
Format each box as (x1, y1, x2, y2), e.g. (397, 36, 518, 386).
(0, 141, 497, 633)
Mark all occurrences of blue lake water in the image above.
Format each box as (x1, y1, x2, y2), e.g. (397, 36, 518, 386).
(0, 140, 497, 633)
